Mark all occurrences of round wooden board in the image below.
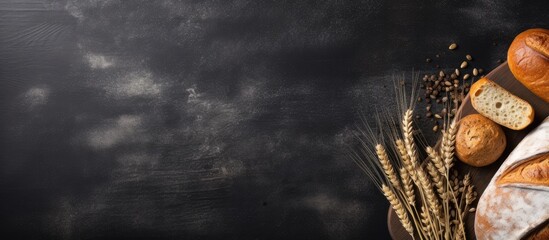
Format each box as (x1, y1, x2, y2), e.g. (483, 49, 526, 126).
(387, 62, 549, 240)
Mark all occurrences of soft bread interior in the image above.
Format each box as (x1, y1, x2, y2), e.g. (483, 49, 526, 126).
(471, 80, 534, 130)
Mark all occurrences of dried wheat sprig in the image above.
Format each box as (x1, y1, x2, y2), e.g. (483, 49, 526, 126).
(382, 184, 414, 236)
(350, 82, 475, 240)
(465, 185, 475, 206)
(463, 174, 476, 207)
(400, 167, 415, 206)
(417, 167, 441, 218)
(463, 173, 470, 187)
(419, 206, 432, 238)
(426, 161, 445, 198)
(396, 139, 418, 183)
(455, 225, 465, 240)
(441, 122, 457, 173)
(376, 144, 401, 189)
(402, 110, 419, 169)
(426, 146, 445, 175)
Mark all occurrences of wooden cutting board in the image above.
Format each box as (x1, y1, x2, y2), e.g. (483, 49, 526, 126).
(387, 62, 549, 240)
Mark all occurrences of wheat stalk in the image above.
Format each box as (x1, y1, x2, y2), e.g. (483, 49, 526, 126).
(427, 161, 445, 199)
(441, 122, 457, 173)
(350, 76, 476, 240)
(396, 139, 418, 183)
(417, 166, 442, 218)
(382, 184, 415, 236)
(400, 167, 415, 206)
(402, 110, 419, 170)
(419, 206, 432, 238)
(426, 146, 445, 176)
(352, 110, 475, 240)
(376, 144, 401, 189)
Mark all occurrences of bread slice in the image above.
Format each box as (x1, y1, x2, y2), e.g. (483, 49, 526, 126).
(469, 77, 534, 130)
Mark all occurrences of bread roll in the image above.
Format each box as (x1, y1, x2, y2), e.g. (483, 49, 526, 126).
(475, 117, 549, 240)
(508, 28, 549, 102)
(455, 114, 506, 167)
(469, 77, 534, 130)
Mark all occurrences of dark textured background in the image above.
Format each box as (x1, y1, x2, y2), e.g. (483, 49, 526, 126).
(1, 0, 548, 239)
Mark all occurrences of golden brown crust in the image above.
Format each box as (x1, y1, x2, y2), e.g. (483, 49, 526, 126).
(469, 77, 488, 97)
(474, 119, 549, 239)
(455, 114, 506, 167)
(497, 153, 549, 187)
(527, 221, 549, 240)
(508, 28, 549, 103)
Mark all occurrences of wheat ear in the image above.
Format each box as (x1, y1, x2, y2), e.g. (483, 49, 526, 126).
(426, 146, 445, 176)
(419, 206, 432, 238)
(417, 167, 441, 219)
(399, 167, 415, 206)
(396, 139, 418, 183)
(426, 161, 445, 199)
(441, 122, 457, 173)
(402, 110, 419, 169)
(376, 144, 401, 189)
(382, 184, 414, 236)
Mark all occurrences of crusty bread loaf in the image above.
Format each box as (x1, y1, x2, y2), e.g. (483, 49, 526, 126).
(469, 77, 534, 130)
(508, 28, 549, 103)
(475, 117, 549, 240)
(497, 153, 549, 186)
(527, 222, 549, 240)
(455, 114, 506, 167)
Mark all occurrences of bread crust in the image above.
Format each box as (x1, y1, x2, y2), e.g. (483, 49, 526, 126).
(475, 118, 549, 240)
(527, 222, 549, 240)
(455, 114, 506, 167)
(508, 28, 549, 102)
(497, 153, 549, 187)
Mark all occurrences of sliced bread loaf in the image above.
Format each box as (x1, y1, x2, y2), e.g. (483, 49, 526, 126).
(469, 77, 534, 130)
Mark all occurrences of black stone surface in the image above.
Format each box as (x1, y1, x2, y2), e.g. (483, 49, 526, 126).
(1, 0, 547, 239)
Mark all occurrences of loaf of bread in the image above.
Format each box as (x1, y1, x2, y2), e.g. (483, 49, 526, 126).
(508, 28, 549, 103)
(469, 77, 534, 130)
(475, 117, 549, 240)
(527, 223, 549, 240)
(455, 114, 506, 167)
